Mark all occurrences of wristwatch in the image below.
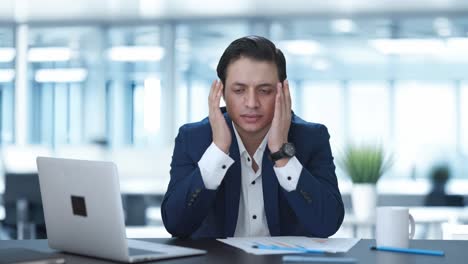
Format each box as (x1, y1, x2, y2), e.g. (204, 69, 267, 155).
(269, 143, 296, 162)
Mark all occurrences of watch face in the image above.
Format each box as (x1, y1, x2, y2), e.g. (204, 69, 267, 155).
(283, 143, 296, 156)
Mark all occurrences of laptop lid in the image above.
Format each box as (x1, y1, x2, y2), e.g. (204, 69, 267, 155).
(37, 157, 131, 262)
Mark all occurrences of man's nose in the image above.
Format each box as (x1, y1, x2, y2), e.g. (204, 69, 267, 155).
(245, 90, 259, 108)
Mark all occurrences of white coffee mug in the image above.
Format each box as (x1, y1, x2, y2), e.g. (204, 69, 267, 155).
(376, 206, 415, 248)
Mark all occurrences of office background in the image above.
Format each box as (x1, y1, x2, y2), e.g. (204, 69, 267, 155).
(1, 0, 468, 239)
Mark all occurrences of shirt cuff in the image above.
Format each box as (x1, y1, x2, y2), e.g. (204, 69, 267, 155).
(273, 156, 303, 192)
(198, 142, 235, 190)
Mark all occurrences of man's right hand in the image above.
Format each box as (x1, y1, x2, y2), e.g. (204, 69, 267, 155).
(209, 80, 232, 154)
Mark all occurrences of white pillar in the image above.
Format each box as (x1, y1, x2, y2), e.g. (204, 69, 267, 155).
(161, 23, 176, 146)
(84, 28, 107, 143)
(14, 24, 29, 145)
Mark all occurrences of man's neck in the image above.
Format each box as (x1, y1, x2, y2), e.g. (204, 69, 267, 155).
(234, 124, 270, 158)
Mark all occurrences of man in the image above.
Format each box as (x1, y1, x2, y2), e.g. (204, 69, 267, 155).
(162, 36, 344, 238)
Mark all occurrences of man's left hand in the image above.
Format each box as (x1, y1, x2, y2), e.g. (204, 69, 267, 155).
(268, 80, 292, 166)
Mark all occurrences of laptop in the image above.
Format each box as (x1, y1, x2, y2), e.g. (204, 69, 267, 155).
(36, 157, 206, 263)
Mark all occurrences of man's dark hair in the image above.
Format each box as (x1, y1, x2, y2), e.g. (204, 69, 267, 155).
(216, 35, 287, 86)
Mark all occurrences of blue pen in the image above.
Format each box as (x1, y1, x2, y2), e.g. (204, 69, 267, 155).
(252, 243, 326, 254)
(370, 246, 445, 256)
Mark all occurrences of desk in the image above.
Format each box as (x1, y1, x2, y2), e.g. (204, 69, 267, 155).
(0, 238, 466, 264)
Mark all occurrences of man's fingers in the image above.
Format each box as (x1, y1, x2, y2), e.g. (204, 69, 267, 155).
(279, 82, 286, 115)
(209, 80, 217, 101)
(217, 81, 223, 98)
(284, 79, 292, 111)
(280, 81, 287, 115)
(209, 80, 221, 115)
(209, 80, 217, 107)
(213, 81, 222, 111)
(274, 82, 282, 121)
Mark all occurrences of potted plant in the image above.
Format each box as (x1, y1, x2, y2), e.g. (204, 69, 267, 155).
(338, 145, 393, 221)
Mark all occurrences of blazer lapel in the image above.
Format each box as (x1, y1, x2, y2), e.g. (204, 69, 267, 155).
(262, 148, 280, 236)
(223, 114, 241, 237)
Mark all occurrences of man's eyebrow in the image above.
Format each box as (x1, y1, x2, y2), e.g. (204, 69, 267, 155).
(256, 83, 275, 88)
(230, 82, 275, 88)
(231, 82, 247, 87)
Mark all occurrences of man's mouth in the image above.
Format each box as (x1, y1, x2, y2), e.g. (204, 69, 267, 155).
(241, 114, 262, 123)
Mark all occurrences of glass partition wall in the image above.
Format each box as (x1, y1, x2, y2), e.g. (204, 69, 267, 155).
(1, 15, 468, 180)
(0, 26, 15, 144)
(27, 27, 99, 147)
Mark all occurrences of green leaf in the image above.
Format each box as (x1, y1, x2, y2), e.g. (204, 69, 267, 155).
(337, 144, 393, 184)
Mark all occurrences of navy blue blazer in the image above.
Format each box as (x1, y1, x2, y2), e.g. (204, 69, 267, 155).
(161, 108, 344, 238)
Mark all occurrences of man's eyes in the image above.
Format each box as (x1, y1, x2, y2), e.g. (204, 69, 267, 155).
(260, 89, 272, 94)
(232, 87, 273, 94)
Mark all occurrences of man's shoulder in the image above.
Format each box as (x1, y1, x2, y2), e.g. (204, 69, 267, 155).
(178, 117, 211, 134)
(291, 114, 327, 134)
(175, 117, 213, 156)
(178, 110, 229, 135)
(290, 114, 330, 145)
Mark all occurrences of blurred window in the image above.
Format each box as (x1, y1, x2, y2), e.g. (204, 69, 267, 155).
(461, 83, 468, 156)
(28, 26, 97, 146)
(0, 27, 15, 144)
(107, 26, 164, 146)
(301, 81, 345, 152)
(174, 22, 249, 128)
(349, 82, 390, 145)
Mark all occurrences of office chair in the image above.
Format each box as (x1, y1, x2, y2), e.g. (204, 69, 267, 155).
(424, 193, 465, 207)
(1, 145, 51, 239)
(3, 172, 47, 239)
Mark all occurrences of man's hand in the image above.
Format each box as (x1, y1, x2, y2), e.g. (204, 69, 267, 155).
(209, 80, 232, 154)
(268, 80, 292, 166)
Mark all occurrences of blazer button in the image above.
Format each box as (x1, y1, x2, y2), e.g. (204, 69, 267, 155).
(195, 188, 201, 193)
(188, 202, 192, 206)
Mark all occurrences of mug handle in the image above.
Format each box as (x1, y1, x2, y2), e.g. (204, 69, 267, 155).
(409, 213, 415, 239)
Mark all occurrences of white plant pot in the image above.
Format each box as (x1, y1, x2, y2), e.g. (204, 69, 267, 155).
(352, 183, 377, 221)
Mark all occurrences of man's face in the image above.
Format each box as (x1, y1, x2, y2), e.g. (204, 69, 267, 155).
(224, 56, 279, 137)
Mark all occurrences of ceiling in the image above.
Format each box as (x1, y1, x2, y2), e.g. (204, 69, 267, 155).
(1, 0, 468, 22)
(2, 0, 468, 81)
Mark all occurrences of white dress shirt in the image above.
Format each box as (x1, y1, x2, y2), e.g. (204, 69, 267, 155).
(198, 123, 303, 237)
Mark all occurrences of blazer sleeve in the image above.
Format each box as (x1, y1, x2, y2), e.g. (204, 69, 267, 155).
(161, 125, 219, 238)
(282, 124, 344, 237)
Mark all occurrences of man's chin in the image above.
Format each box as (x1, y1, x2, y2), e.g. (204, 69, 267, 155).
(236, 121, 269, 135)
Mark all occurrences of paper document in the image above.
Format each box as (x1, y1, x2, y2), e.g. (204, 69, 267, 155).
(218, 236, 360, 255)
